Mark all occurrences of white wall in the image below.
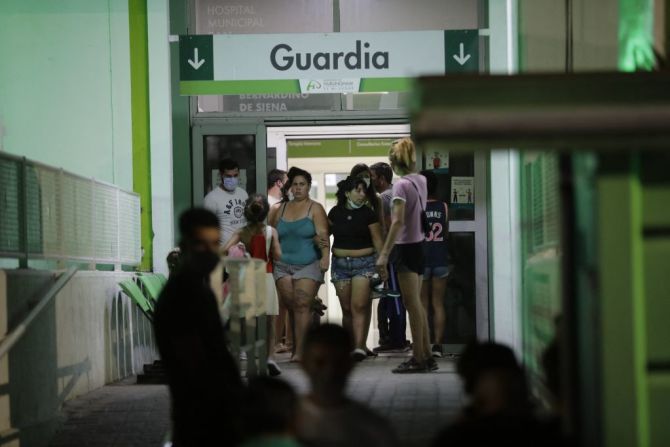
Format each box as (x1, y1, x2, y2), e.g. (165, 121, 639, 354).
(488, 0, 523, 356)
(148, 0, 175, 275)
(0, 270, 158, 447)
(489, 150, 522, 355)
(0, 0, 133, 191)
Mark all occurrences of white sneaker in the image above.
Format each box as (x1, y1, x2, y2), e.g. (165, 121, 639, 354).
(267, 359, 282, 376)
(351, 348, 367, 362)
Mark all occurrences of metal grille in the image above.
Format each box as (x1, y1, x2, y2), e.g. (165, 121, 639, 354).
(93, 183, 120, 261)
(520, 151, 562, 405)
(543, 155, 560, 245)
(38, 167, 62, 257)
(531, 159, 545, 249)
(0, 157, 21, 253)
(118, 191, 141, 264)
(524, 153, 561, 255)
(25, 165, 43, 253)
(0, 153, 141, 266)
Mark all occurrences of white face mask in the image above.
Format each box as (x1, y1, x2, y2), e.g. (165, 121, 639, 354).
(347, 198, 364, 209)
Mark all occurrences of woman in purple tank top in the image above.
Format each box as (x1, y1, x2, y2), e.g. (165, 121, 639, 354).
(376, 138, 435, 374)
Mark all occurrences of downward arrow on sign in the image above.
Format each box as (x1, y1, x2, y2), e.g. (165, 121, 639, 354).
(188, 48, 205, 70)
(452, 43, 471, 65)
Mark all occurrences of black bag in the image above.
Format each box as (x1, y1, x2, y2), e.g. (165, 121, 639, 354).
(406, 177, 431, 235)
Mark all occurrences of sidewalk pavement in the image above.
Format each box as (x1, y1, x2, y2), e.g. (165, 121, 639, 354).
(50, 353, 464, 447)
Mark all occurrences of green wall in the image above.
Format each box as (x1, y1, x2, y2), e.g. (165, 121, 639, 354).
(0, 0, 133, 191)
(169, 0, 191, 245)
(0, 0, 173, 273)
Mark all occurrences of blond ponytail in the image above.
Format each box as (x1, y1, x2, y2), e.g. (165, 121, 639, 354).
(389, 137, 416, 172)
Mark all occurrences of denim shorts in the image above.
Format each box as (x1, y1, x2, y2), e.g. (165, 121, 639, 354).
(330, 254, 376, 282)
(423, 265, 449, 279)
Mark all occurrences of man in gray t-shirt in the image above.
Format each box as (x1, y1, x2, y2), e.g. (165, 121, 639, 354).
(203, 158, 248, 246)
(370, 163, 408, 352)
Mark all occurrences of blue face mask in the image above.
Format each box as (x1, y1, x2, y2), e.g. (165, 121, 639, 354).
(348, 198, 364, 209)
(222, 177, 239, 191)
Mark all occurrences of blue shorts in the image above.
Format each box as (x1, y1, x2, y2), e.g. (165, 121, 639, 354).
(330, 254, 376, 282)
(423, 265, 449, 279)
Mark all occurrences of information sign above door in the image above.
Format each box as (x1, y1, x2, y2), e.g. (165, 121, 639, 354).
(179, 30, 479, 95)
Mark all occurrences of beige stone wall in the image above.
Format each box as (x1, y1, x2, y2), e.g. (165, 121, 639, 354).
(0, 271, 19, 446)
(519, 0, 619, 72)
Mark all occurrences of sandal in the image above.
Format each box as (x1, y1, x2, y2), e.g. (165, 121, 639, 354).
(275, 343, 291, 354)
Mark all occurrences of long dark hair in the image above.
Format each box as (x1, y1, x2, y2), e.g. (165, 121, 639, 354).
(335, 176, 367, 207)
(280, 166, 312, 202)
(350, 163, 379, 212)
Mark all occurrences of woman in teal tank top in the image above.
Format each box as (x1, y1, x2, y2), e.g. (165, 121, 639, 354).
(276, 206, 320, 265)
(269, 167, 330, 362)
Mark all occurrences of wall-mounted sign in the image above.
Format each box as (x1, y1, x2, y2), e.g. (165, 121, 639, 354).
(287, 138, 396, 158)
(179, 30, 479, 95)
(450, 176, 474, 209)
(428, 149, 450, 172)
(221, 93, 339, 112)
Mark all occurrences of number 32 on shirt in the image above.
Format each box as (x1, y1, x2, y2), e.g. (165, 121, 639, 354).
(425, 222, 444, 242)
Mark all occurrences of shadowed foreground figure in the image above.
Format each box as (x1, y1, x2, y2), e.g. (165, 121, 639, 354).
(433, 341, 564, 447)
(297, 324, 398, 447)
(240, 377, 302, 447)
(154, 208, 243, 446)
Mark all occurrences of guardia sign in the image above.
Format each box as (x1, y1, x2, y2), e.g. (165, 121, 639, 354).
(179, 30, 479, 95)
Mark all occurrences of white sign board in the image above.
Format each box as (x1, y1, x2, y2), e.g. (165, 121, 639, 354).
(212, 31, 445, 81)
(451, 176, 474, 204)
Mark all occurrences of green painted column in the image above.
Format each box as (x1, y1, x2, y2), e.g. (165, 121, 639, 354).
(170, 0, 191, 244)
(128, 0, 153, 271)
(596, 2, 657, 446)
(598, 155, 649, 447)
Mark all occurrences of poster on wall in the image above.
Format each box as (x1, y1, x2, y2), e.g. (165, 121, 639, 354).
(450, 176, 474, 208)
(427, 149, 449, 172)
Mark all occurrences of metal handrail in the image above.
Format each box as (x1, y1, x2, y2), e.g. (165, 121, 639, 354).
(0, 266, 78, 359)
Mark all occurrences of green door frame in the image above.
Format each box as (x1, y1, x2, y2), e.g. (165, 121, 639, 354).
(191, 120, 267, 204)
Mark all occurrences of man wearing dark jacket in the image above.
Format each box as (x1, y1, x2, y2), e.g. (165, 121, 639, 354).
(154, 208, 243, 446)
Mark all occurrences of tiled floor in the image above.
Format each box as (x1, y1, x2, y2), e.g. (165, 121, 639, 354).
(50, 353, 464, 447)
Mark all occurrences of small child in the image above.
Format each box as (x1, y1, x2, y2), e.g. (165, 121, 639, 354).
(223, 194, 282, 376)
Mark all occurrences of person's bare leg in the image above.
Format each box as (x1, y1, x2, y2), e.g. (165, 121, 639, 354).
(334, 280, 353, 333)
(418, 274, 431, 359)
(362, 294, 373, 351)
(292, 278, 320, 362)
(431, 277, 447, 345)
(350, 277, 372, 351)
(398, 271, 428, 362)
(267, 315, 277, 360)
(275, 276, 295, 356)
(420, 278, 431, 341)
(274, 299, 288, 350)
(286, 312, 294, 349)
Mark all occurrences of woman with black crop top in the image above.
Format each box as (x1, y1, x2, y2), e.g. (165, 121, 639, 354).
(328, 176, 386, 361)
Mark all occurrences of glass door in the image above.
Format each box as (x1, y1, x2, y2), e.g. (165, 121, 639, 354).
(191, 121, 267, 204)
(420, 149, 489, 354)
